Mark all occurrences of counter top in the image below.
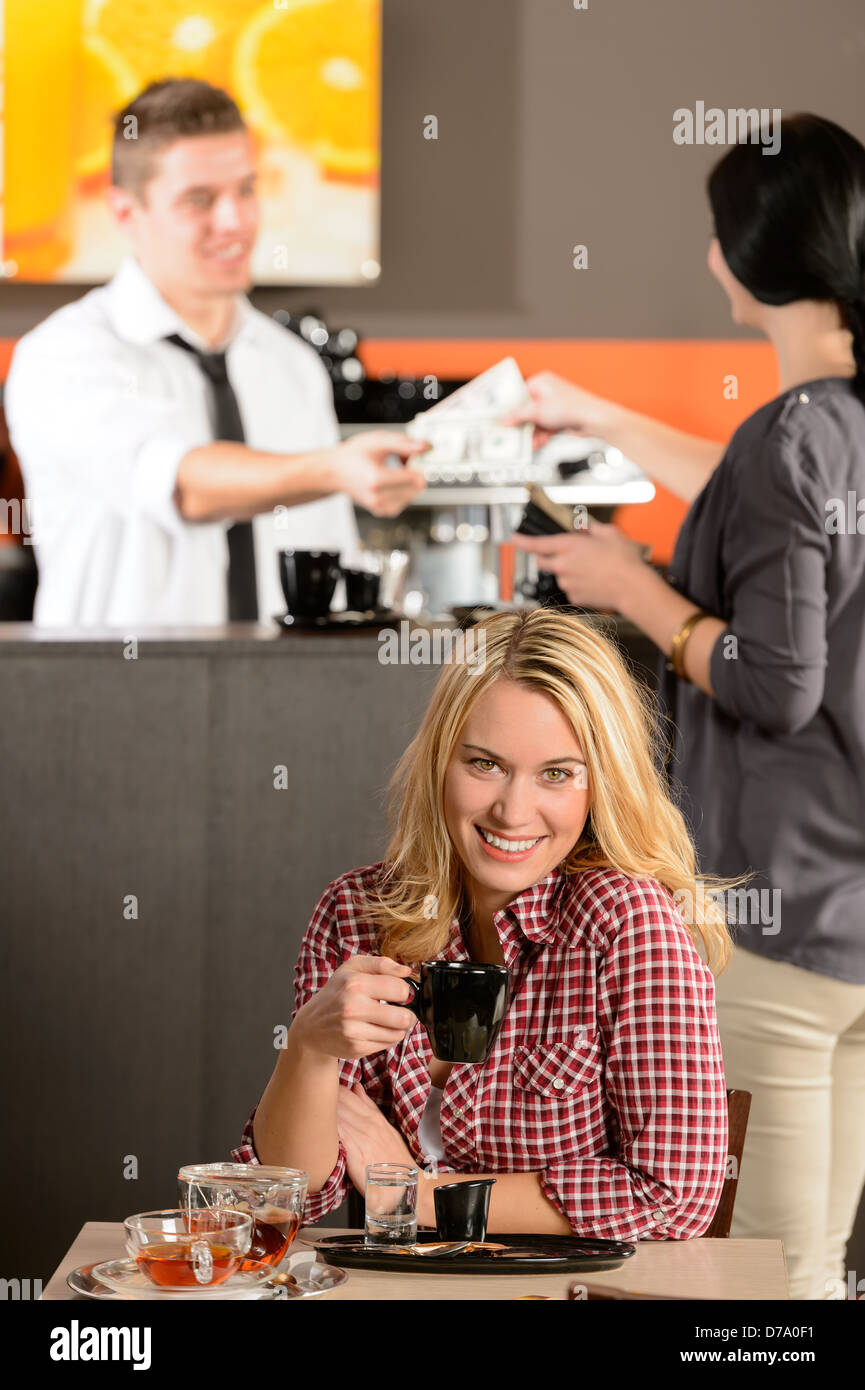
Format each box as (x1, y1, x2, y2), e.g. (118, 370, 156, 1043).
(0, 612, 654, 659)
(0, 620, 401, 655)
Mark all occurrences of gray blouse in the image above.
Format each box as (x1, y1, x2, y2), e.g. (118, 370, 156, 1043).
(661, 375, 865, 984)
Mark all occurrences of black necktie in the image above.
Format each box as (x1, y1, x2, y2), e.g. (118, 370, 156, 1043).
(165, 332, 258, 621)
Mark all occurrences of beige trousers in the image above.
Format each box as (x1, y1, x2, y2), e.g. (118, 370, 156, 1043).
(714, 944, 865, 1300)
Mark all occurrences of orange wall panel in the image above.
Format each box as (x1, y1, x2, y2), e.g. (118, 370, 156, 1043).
(0, 340, 16, 378)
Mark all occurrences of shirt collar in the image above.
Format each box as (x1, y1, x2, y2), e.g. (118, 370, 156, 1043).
(102, 254, 260, 352)
(494, 869, 567, 945)
(438, 868, 567, 962)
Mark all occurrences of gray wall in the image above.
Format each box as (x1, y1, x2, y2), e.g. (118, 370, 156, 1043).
(3, 0, 865, 342)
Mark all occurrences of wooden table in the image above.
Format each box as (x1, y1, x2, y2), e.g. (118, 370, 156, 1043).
(42, 1224, 789, 1301)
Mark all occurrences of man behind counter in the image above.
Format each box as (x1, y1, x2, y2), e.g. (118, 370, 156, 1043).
(5, 78, 426, 628)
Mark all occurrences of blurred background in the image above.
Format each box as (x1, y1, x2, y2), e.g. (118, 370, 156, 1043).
(3, 0, 865, 1288)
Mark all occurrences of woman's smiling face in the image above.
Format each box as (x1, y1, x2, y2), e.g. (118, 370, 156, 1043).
(443, 678, 591, 916)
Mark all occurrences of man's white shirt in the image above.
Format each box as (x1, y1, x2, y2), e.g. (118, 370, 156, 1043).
(4, 254, 359, 627)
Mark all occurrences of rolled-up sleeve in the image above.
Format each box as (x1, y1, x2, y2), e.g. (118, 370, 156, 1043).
(230, 1104, 353, 1225)
(4, 331, 208, 534)
(709, 418, 829, 736)
(540, 880, 728, 1241)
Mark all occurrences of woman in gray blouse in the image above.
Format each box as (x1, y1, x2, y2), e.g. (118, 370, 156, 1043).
(509, 112, 865, 1301)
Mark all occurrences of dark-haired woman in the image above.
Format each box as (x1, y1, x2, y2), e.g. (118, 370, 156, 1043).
(509, 112, 865, 1301)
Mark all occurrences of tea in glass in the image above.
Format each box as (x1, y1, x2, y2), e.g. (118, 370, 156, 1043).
(124, 1208, 252, 1289)
(178, 1163, 309, 1269)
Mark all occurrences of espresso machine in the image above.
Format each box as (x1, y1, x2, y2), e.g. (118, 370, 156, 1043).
(277, 311, 655, 616)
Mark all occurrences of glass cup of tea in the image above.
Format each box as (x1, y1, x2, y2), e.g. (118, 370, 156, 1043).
(124, 1208, 252, 1289)
(364, 1162, 419, 1246)
(177, 1163, 309, 1270)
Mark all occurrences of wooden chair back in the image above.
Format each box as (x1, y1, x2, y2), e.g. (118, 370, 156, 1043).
(704, 1088, 751, 1239)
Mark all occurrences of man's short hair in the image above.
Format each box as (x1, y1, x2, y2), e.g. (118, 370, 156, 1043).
(111, 78, 247, 199)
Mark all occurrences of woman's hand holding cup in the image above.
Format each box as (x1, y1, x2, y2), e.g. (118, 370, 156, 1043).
(291, 954, 417, 1060)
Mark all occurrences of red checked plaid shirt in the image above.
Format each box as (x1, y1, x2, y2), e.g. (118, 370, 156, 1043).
(232, 863, 728, 1242)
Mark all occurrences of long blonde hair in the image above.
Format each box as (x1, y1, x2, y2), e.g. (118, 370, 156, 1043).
(366, 608, 734, 975)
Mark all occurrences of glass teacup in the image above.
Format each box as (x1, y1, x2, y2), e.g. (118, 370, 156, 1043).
(178, 1163, 309, 1269)
(124, 1207, 252, 1289)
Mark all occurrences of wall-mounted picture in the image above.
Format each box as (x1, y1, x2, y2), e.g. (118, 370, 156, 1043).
(1, 0, 381, 284)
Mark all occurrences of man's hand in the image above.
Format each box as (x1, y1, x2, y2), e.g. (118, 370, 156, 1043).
(329, 430, 428, 517)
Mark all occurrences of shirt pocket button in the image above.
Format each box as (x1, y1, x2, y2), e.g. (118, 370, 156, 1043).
(513, 1037, 603, 1099)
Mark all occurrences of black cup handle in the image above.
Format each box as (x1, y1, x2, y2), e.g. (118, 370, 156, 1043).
(403, 975, 423, 1019)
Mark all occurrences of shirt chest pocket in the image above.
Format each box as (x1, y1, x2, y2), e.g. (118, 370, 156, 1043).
(513, 1036, 603, 1100)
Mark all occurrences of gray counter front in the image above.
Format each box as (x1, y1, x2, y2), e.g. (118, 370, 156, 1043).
(0, 619, 658, 1282)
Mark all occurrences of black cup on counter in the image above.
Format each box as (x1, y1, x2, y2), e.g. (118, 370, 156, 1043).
(434, 1179, 496, 1243)
(343, 567, 381, 614)
(278, 550, 341, 622)
(402, 961, 510, 1064)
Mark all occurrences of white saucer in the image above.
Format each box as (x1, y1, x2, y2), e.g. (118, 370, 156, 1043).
(69, 1258, 279, 1301)
(67, 1249, 347, 1301)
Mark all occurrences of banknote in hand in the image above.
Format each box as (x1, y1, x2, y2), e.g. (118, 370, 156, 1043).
(407, 357, 535, 470)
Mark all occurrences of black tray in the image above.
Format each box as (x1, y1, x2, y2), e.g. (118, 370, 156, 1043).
(312, 1232, 636, 1275)
(274, 609, 402, 631)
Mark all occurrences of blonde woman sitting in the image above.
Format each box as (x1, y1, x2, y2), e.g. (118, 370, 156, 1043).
(233, 608, 732, 1240)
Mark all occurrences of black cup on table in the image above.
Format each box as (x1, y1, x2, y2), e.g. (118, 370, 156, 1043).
(434, 1179, 496, 1243)
(343, 567, 381, 614)
(278, 550, 341, 621)
(402, 961, 510, 1064)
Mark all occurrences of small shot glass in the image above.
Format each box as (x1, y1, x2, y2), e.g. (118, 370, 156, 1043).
(364, 1163, 419, 1247)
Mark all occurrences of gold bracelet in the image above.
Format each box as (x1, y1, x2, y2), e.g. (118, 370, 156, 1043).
(669, 609, 709, 681)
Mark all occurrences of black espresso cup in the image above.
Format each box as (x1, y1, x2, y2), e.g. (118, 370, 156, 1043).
(278, 550, 341, 620)
(434, 1179, 496, 1242)
(403, 961, 510, 1064)
(343, 568, 381, 614)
